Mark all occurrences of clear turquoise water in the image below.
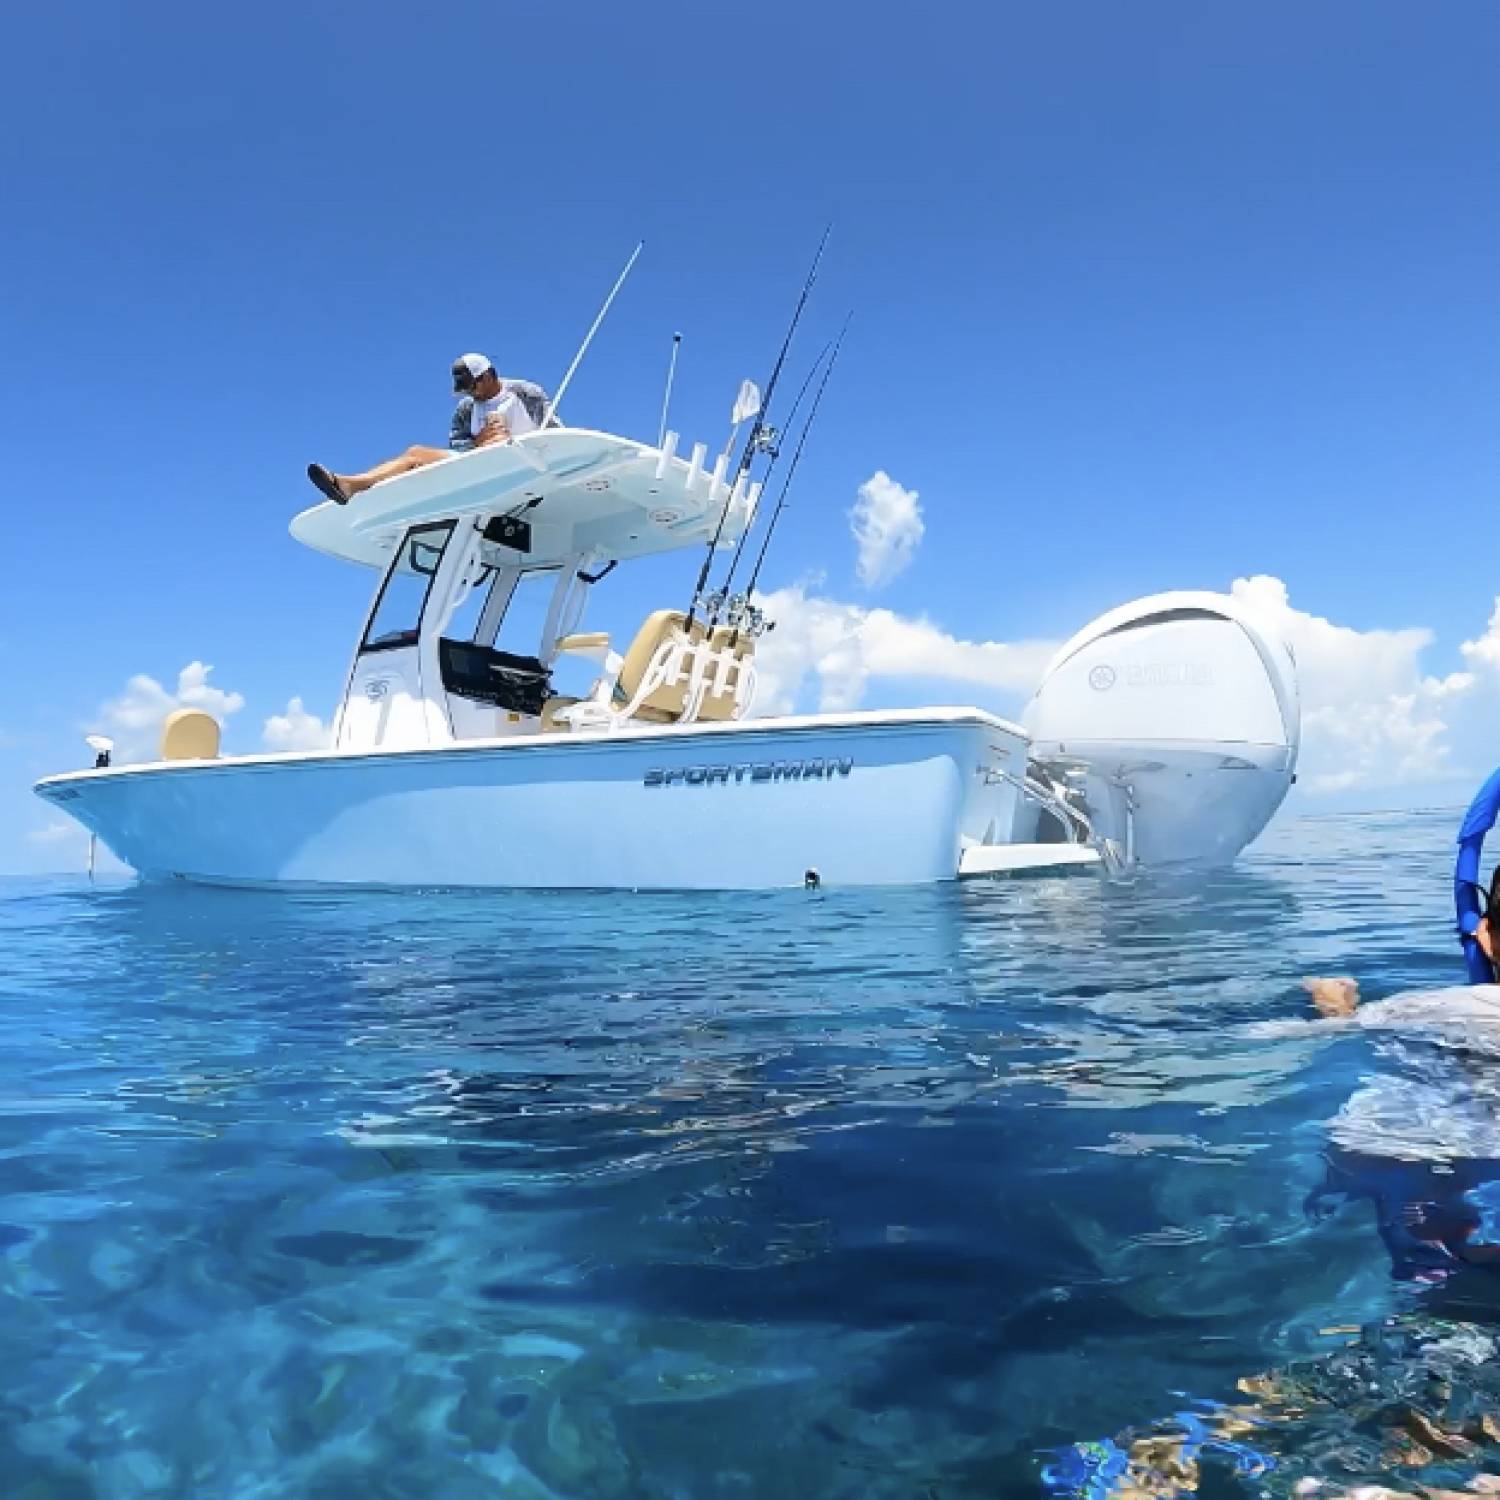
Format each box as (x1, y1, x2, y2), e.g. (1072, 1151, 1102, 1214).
(5, 811, 1499, 1497)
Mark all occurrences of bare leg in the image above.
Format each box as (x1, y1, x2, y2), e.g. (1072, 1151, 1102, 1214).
(336, 444, 451, 498)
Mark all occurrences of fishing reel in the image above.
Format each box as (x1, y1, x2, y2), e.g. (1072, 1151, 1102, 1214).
(693, 590, 770, 639)
(722, 594, 769, 638)
(751, 426, 780, 459)
(694, 587, 729, 623)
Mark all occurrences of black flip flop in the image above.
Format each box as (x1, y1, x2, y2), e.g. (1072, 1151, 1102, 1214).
(307, 463, 349, 505)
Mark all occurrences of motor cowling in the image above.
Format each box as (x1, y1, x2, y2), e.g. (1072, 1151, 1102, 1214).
(1024, 592, 1300, 866)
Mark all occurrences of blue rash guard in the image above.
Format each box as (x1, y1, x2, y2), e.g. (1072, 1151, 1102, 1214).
(1456, 766, 1500, 983)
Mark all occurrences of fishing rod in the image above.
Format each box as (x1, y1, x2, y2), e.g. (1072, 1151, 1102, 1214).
(685, 224, 831, 626)
(742, 312, 851, 602)
(710, 339, 834, 613)
(548, 240, 644, 427)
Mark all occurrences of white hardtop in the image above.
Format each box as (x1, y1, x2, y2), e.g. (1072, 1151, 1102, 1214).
(290, 427, 759, 572)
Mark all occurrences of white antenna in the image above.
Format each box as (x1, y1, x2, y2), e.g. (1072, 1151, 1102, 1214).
(657, 332, 682, 448)
(548, 241, 644, 428)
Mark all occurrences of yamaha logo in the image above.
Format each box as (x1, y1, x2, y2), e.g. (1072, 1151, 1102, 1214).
(1125, 662, 1213, 687)
(1089, 665, 1117, 691)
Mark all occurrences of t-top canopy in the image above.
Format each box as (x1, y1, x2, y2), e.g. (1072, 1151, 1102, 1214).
(290, 428, 759, 571)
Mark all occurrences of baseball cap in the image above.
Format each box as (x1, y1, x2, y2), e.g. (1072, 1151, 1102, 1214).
(452, 353, 496, 392)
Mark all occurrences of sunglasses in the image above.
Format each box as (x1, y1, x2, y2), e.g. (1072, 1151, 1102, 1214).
(453, 365, 494, 394)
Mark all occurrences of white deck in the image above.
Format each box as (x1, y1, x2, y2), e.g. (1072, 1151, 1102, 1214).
(958, 843, 1101, 878)
(37, 707, 1027, 785)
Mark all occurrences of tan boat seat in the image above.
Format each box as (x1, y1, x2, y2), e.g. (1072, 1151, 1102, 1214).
(614, 609, 706, 723)
(697, 627, 756, 722)
(161, 708, 221, 761)
(541, 696, 581, 732)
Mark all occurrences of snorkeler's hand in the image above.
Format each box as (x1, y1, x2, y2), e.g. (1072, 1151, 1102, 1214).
(1301, 976, 1360, 1018)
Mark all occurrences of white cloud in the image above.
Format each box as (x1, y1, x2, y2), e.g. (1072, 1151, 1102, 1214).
(1230, 574, 1478, 795)
(262, 697, 330, 752)
(751, 573, 1498, 801)
(21, 817, 127, 877)
(27, 819, 84, 847)
(92, 661, 245, 763)
(849, 470, 924, 588)
(753, 583, 1059, 716)
(1460, 597, 1500, 675)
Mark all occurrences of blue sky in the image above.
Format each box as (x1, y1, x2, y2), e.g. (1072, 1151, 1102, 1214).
(6, 1, 1500, 870)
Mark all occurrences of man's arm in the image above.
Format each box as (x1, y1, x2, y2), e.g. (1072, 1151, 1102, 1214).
(449, 397, 476, 452)
(473, 394, 525, 448)
(473, 411, 512, 448)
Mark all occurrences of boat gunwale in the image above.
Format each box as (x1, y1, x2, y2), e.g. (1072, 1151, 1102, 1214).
(34, 706, 1028, 791)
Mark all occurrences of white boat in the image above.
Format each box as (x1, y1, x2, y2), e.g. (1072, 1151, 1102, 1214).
(34, 424, 1300, 890)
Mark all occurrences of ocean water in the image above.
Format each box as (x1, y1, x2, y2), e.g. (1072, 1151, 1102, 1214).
(6, 810, 1500, 1497)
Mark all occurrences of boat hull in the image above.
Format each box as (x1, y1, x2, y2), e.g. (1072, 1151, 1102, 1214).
(35, 712, 1028, 891)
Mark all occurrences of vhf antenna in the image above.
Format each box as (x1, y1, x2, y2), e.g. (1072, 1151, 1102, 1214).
(548, 241, 644, 428)
(657, 332, 682, 448)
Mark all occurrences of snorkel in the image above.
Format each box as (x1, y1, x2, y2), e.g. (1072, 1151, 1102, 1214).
(1455, 766, 1500, 982)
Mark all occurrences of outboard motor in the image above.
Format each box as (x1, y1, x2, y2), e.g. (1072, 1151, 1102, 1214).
(1023, 591, 1300, 867)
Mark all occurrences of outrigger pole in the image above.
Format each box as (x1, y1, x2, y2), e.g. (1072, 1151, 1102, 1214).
(548, 241, 644, 428)
(657, 332, 682, 448)
(685, 224, 832, 627)
(742, 312, 851, 601)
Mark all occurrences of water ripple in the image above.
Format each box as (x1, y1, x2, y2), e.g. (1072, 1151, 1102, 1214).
(2, 811, 1492, 1496)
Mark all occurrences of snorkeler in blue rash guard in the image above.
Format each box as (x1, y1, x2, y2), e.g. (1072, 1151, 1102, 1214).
(1307, 1147, 1500, 1282)
(1457, 766, 1500, 983)
(1303, 873, 1500, 1018)
(1303, 767, 1500, 1014)
(1042, 790, 1500, 1497)
(1292, 774, 1500, 1286)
